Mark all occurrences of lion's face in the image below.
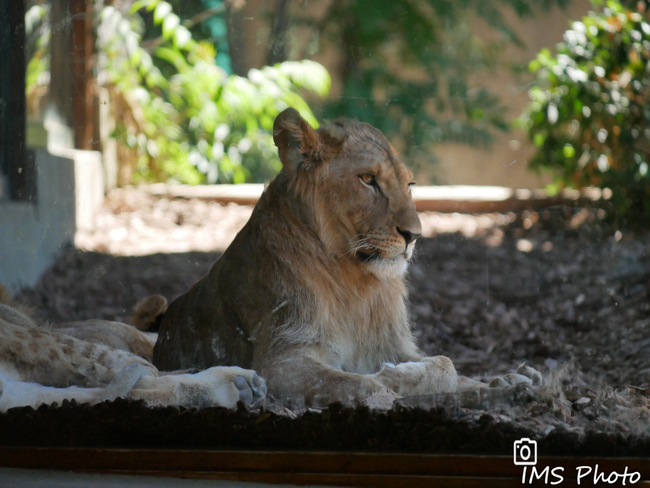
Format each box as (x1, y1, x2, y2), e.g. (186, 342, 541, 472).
(272, 110, 421, 280)
(315, 124, 422, 279)
(273, 109, 421, 279)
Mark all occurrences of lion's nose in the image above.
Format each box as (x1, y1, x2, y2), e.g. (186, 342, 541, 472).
(396, 227, 421, 246)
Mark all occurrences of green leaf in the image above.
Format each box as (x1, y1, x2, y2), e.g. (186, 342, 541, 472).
(129, 0, 155, 14)
(153, 1, 171, 23)
(162, 14, 180, 39)
(155, 46, 189, 72)
(173, 26, 191, 49)
(562, 144, 575, 158)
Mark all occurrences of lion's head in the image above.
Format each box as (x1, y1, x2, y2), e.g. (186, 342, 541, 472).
(273, 108, 422, 279)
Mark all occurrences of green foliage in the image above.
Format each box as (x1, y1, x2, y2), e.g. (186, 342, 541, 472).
(98, 1, 329, 184)
(24, 4, 49, 105)
(521, 0, 650, 225)
(302, 0, 570, 172)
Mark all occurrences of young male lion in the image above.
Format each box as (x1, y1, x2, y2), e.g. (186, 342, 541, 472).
(0, 286, 265, 411)
(153, 108, 459, 406)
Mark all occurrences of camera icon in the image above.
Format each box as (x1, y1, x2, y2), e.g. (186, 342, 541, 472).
(513, 438, 537, 466)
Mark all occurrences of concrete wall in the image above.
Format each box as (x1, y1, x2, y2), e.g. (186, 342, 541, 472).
(0, 147, 104, 291)
(0, 149, 76, 291)
(429, 0, 593, 188)
(54, 147, 105, 233)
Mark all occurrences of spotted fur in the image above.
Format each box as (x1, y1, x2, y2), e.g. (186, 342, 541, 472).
(0, 286, 265, 411)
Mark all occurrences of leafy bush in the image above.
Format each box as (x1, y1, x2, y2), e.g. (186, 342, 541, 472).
(521, 0, 650, 225)
(99, 1, 330, 184)
(26, 1, 329, 184)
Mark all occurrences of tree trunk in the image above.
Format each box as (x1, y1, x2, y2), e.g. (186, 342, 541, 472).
(266, 0, 292, 65)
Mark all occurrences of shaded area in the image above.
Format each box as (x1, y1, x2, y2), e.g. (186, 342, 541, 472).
(18, 250, 220, 322)
(411, 224, 650, 388)
(8, 204, 650, 454)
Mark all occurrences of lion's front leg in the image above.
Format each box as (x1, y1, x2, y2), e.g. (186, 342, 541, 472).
(372, 356, 458, 396)
(259, 352, 396, 408)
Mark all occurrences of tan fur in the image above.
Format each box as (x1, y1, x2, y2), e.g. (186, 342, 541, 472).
(0, 292, 265, 411)
(0, 300, 156, 389)
(50, 320, 158, 362)
(154, 108, 458, 406)
(128, 294, 168, 331)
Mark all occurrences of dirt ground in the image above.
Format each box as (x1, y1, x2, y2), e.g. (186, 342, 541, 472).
(7, 187, 650, 454)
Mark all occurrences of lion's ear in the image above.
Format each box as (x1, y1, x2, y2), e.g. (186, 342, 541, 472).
(273, 108, 319, 175)
(273, 108, 345, 175)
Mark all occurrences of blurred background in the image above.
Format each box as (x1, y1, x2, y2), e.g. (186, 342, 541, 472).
(10, 0, 590, 189)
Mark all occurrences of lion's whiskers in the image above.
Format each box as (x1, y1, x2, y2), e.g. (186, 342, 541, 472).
(341, 236, 373, 258)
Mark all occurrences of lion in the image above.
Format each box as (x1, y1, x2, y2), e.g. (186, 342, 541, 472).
(0, 286, 266, 411)
(152, 108, 462, 406)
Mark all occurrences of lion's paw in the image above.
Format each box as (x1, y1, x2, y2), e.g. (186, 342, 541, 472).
(178, 366, 267, 408)
(234, 371, 267, 405)
(374, 356, 457, 396)
(516, 363, 543, 386)
(364, 387, 397, 410)
(489, 374, 531, 388)
(488, 363, 543, 388)
(130, 366, 267, 409)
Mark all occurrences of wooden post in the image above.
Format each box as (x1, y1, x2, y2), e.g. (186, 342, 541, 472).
(70, 0, 94, 150)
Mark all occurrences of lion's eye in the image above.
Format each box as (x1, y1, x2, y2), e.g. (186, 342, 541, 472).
(359, 173, 378, 188)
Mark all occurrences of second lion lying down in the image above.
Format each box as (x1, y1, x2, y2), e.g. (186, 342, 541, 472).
(152, 108, 460, 406)
(0, 289, 265, 412)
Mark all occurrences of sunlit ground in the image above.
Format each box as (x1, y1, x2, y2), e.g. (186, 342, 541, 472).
(75, 186, 520, 256)
(75, 187, 254, 255)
